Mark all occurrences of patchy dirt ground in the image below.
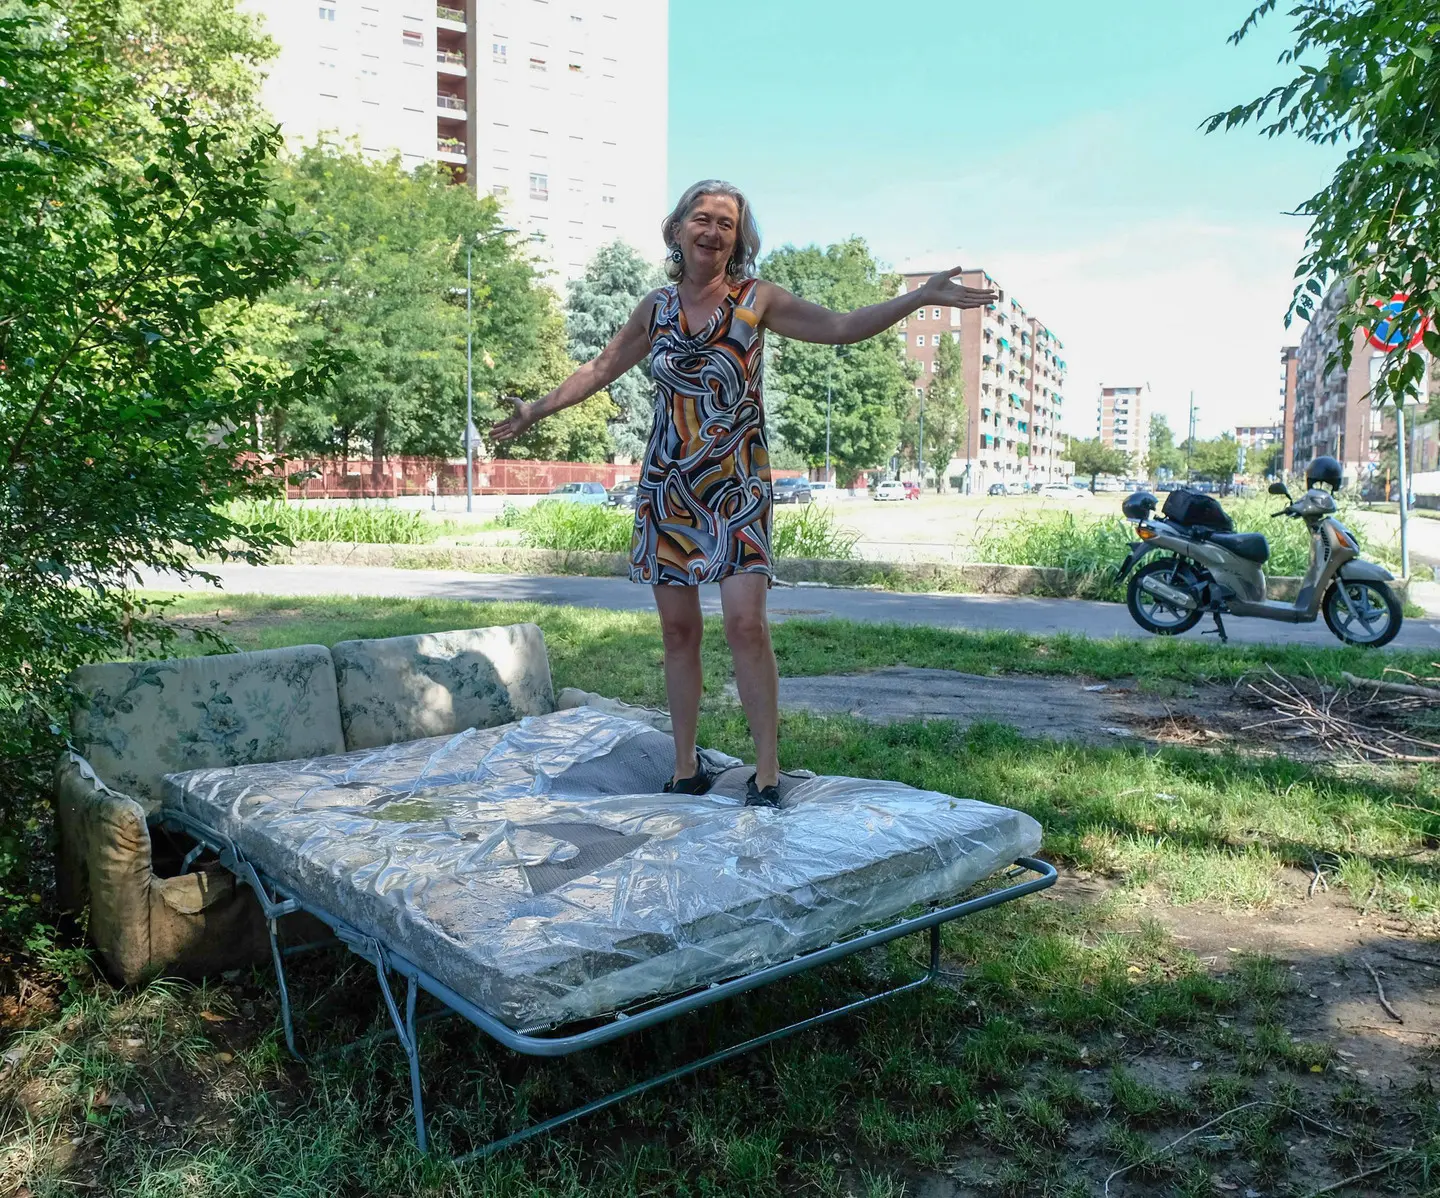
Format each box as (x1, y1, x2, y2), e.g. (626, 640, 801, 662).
(762, 667, 1439, 765)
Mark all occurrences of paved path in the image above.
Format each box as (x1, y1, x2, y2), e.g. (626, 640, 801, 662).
(141, 563, 1440, 650)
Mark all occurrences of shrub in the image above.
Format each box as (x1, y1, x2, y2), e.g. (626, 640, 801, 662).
(771, 503, 859, 561)
(510, 501, 635, 552)
(971, 511, 1132, 599)
(225, 500, 444, 545)
(502, 497, 859, 560)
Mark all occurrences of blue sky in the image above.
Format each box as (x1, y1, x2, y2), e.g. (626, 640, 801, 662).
(668, 0, 1341, 440)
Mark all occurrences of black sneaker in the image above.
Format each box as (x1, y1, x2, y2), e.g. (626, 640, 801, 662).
(664, 766, 712, 795)
(744, 773, 781, 808)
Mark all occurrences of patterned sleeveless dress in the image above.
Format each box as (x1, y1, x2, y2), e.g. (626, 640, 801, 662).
(629, 279, 772, 586)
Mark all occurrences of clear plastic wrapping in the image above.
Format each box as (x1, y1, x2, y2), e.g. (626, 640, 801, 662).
(165, 707, 1041, 1031)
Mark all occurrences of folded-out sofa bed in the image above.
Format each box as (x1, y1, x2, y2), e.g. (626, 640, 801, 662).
(57, 623, 1051, 1158)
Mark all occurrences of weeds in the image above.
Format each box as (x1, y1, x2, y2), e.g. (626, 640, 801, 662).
(224, 499, 447, 545)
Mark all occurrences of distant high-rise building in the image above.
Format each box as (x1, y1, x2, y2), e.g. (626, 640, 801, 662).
(1278, 345, 1299, 474)
(897, 268, 1067, 491)
(1291, 282, 1390, 476)
(1097, 384, 1149, 469)
(241, 0, 668, 281)
(1235, 425, 1282, 451)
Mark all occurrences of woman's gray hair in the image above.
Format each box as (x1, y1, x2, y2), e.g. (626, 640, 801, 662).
(660, 179, 761, 282)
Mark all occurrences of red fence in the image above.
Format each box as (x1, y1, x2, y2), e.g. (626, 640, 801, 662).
(244, 455, 802, 499)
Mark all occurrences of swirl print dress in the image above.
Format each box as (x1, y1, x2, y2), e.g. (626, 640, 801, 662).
(629, 279, 773, 586)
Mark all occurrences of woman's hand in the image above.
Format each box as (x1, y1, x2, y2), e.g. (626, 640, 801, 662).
(489, 396, 537, 443)
(918, 265, 997, 311)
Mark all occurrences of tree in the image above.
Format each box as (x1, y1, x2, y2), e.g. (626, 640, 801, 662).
(760, 239, 911, 484)
(503, 305, 615, 462)
(104, 0, 276, 130)
(260, 146, 600, 467)
(1207, 1, 1440, 411)
(1253, 440, 1284, 480)
(1183, 434, 1243, 487)
(566, 240, 662, 460)
(1145, 413, 1185, 478)
(924, 332, 968, 491)
(1067, 438, 1132, 491)
(0, 3, 327, 764)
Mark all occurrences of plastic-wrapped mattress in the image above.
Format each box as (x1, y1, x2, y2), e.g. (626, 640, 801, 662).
(163, 707, 1042, 1031)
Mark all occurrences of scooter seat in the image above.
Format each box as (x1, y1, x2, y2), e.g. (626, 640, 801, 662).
(1207, 531, 1270, 564)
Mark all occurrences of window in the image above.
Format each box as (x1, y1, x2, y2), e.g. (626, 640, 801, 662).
(951, 331, 960, 343)
(492, 41, 508, 62)
(931, 335, 940, 347)
(529, 172, 548, 199)
(403, 30, 424, 48)
(932, 307, 941, 319)
(601, 193, 615, 204)
(319, 5, 336, 20)
(491, 184, 509, 198)
(951, 308, 960, 326)
(529, 57, 547, 70)
(915, 388, 924, 399)
(914, 334, 924, 347)
(568, 62, 583, 73)
(931, 360, 939, 373)
(916, 308, 925, 320)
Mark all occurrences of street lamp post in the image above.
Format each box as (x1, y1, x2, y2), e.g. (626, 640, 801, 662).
(465, 240, 474, 513)
(824, 356, 832, 486)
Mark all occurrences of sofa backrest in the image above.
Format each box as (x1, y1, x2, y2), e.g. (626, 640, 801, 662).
(331, 623, 556, 751)
(69, 645, 346, 816)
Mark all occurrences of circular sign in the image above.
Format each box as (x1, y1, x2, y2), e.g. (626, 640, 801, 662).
(1367, 293, 1430, 351)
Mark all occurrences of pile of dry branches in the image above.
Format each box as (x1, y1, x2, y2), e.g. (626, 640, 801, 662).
(1242, 664, 1440, 763)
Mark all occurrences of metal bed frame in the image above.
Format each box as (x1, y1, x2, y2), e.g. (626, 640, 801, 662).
(165, 808, 1055, 1162)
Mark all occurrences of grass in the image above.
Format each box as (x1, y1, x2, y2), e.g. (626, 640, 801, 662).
(6, 594, 1439, 1194)
(6, 895, 1438, 1196)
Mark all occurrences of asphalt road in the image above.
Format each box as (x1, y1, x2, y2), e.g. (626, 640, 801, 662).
(141, 563, 1440, 650)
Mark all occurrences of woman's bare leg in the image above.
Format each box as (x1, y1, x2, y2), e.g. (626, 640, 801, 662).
(719, 572, 780, 787)
(652, 584, 704, 780)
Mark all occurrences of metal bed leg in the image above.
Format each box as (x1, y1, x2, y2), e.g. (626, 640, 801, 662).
(268, 915, 302, 1061)
(455, 943, 939, 1162)
(371, 948, 429, 1155)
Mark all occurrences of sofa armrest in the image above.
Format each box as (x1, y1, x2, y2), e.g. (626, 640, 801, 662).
(54, 753, 154, 983)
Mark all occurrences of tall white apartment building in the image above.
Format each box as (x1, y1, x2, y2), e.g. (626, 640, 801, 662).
(242, 1, 668, 281)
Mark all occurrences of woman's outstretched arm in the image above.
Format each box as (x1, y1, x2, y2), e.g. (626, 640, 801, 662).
(754, 265, 996, 346)
(489, 289, 660, 442)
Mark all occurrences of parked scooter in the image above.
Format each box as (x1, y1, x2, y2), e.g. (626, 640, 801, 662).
(1115, 456, 1402, 647)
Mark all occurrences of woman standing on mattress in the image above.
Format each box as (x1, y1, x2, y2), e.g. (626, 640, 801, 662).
(490, 181, 995, 807)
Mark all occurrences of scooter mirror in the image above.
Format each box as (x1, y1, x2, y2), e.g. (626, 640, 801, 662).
(1267, 482, 1291, 498)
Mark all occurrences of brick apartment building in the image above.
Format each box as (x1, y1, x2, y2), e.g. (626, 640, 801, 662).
(1097, 384, 1149, 468)
(1286, 282, 1391, 478)
(899, 268, 1068, 491)
(1278, 346, 1299, 473)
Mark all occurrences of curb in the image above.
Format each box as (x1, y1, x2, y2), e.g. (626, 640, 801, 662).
(241, 542, 1414, 605)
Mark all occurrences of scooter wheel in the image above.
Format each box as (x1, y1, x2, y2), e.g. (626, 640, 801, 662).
(1126, 558, 1204, 636)
(1321, 579, 1403, 647)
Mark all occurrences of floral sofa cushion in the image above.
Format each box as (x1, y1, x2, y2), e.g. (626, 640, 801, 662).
(69, 646, 346, 816)
(331, 624, 556, 751)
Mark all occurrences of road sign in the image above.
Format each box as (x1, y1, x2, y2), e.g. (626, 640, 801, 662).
(1366, 293, 1430, 352)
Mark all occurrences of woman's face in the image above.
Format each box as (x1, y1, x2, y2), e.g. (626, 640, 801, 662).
(678, 193, 739, 279)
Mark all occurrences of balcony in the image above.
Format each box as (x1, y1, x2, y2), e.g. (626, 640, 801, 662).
(436, 137, 467, 164)
(436, 5, 466, 31)
(437, 49, 466, 76)
(436, 92, 467, 118)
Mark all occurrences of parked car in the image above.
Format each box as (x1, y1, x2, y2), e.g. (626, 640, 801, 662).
(545, 481, 608, 505)
(987, 482, 1010, 496)
(772, 476, 813, 505)
(605, 481, 638, 509)
(1039, 483, 1089, 500)
(1006, 481, 1028, 496)
(901, 481, 921, 500)
(874, 480, 907, 502)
